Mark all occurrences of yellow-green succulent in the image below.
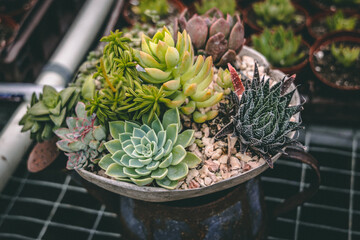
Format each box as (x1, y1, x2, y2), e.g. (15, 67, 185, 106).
(135, 27, 223, 123)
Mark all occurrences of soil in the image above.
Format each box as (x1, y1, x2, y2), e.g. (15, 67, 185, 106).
(310, 15, 360, 38)
(312, 42, 360, 88)
(247, 6, 306, 31)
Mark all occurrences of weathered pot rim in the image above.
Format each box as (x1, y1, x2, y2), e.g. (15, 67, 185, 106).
(77, 46, 301, 202)
(309, 31, 360, 91)
(242, 2, 308, 33)
(306, 10, 360, 39)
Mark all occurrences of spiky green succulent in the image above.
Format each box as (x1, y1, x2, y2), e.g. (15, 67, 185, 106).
(215, 63, 303, 168)
(19, 85, 80, 142)
(326, 11, 357, 32)
(195, 0, 236, 15)
(135, 26, 223, 123)
(83, 31, 141, 125)
(253, 0, 299, 28)
(99, 108, 201, 189)
(54, 102, 107, 169)
(177, 8, 245, 67)
(331, 43, 360, 68)
(252, 26, 306, 68)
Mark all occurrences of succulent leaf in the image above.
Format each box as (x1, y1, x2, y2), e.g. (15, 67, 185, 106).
(100, 108, 200, 189)
(216, 63, 303, 168)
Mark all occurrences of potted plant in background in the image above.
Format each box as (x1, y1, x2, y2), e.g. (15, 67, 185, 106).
(122, 0, 186, 27)
(251, 26, 309, 74)
(243, 0, 308, 33)
(19, 7, 320, 240)
(192, 0, 237, 15)
(307, 10, 360, 39)
(310, 31, 360, 90)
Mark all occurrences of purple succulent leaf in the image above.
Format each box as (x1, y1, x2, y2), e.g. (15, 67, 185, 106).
(226, 14, 234, 28)
(186, 16, 208, 50)
(209, 18, 230, 38)
(66, 117, 77, 131)
(205, 32, 228, 62)
(228, 15, 245, 53)
(68, 140, 87, 152)
(215, 49, 237, 67)
(82, 130, 93, 145)
(54, 128, 71, 139)
(56, 139, 73, 152)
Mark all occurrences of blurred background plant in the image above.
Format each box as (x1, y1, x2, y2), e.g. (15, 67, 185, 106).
(326, 11, 357, 32)
(331, 43, 360, 68)
(194, 0, 236, 15)
(252, 26, 306, 68)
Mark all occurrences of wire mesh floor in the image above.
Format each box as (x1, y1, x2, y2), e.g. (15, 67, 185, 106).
(0, 125, 359, 240)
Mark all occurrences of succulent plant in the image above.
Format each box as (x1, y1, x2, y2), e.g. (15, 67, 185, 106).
(253, 0, 299, 27)
(98, 108, 201, 189)
(135, 26, 223, 123)
(54, 102, 107, 170)
(195, 0, 236, 16)
(131, 0, 169, 23)
(215, 63, 303, 168)
(331, 43, 360, 68)
(19, 85, 80, 142)
(214, 68, 233, 95)
(177, 8, 245, 67)
(252, 26, 306, 68)
(84, 31, 142, 125)
(326, 11, 357, 32)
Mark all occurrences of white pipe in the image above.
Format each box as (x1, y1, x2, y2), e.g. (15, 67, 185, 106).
(0, 0, 115, 192)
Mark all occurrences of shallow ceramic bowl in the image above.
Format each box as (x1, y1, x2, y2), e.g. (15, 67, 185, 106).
(77, 46, 300, 202)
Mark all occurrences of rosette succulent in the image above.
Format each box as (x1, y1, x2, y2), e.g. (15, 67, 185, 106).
(177, 8, 245, 67)
(136, 26, 223, 123)
(216, 63, 303, 168)
(252, 26, 306, 68)
(326, 11, 357, 32)
(331, 43, 360, 68)
(99, 108, 201, 189)
(195, 0, 236, 15)
(54, 102, 107, 169)
(19, 85, 80, 142)
(253, 0, 296, 27)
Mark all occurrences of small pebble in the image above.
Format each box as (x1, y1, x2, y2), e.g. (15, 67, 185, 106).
(204, 177, 212, 186)
(230, 156, 241, 170)
(219, 155, 228, 164)
(211, 149, 223, 160)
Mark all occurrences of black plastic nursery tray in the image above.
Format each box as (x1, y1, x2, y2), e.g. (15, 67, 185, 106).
(0, 124, 359, 240)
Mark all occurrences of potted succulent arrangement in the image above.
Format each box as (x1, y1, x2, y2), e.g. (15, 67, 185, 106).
(243, 0, 308, 33)
(310, 31, 360, 90)
(19, 7, 320, 240)
(251, 26, 309, 74)
(122, 0, 185, 26)
(307, 10, 360, 39)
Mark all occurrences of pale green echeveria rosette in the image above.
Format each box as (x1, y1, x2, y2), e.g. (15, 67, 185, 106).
(134, 26, 223, 123)
(54, 102, 107, 170)
(98, 108, 202, 190)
